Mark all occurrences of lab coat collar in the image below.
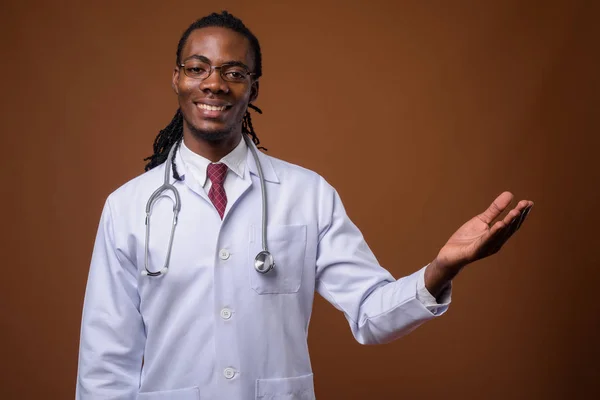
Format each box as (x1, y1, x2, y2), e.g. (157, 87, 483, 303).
(246, 141, 280, 184)
(173, 145, 189, 181)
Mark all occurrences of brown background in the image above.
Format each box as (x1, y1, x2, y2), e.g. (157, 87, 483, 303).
(1, 0, 599, 399)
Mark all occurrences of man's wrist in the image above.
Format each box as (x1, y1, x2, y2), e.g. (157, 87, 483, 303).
(424, 258, 465, 298)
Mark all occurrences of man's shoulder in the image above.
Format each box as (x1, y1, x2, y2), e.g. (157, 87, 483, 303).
(105, 162, 167, 205)
(263, 152, 326, 185)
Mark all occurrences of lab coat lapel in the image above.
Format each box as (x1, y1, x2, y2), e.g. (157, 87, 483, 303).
(172, 147, 211, 202)
(222, 146, 279, 221)
(246, 146, 280, 184)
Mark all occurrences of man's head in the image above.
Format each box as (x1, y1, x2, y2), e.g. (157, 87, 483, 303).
(172, 12, 262, 142)
(145, 11, 264, 176)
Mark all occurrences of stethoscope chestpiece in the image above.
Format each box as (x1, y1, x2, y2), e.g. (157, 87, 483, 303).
(254, 251, 275, 274)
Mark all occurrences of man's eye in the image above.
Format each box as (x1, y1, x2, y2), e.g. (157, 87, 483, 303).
(186, 66, 206, 75)
(225, 71, 245, 79)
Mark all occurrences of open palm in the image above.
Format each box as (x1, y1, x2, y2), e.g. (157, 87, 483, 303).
(435, 191, 534, 270)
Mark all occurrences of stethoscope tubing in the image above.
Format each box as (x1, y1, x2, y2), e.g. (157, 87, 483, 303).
(142, 135, 274, 277)
(143, 144, 181, 276)
(245, 135, 268, 253)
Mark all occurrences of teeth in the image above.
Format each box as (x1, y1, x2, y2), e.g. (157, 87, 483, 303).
(198, 103, 226, 111)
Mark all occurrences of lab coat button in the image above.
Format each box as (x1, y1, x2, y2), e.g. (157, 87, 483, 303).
(219, 249, 230, 260)
(224, 367, 236, 379)
(220, 308, 232, 320)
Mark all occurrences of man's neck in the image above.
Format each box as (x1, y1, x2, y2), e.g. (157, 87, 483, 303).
(183, 130, 242, 162)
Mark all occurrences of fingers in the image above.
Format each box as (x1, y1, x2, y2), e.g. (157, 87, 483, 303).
(501, 202, 533, 237)
(486, 217, 517, 255)
(501, 214, 520, 242)
(483, 219, 510, 256)
(501, 201, 529, 225)
(516, 203, 533, 230)
(485, 201, 534, 255)
(507, 201, 533, 227)
(479, 191, 514, 225)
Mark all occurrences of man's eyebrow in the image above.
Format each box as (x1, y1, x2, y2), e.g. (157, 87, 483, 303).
(182, 54, 211, 64)
(182, 55, 250, 69)
(222, 60, 251, 70)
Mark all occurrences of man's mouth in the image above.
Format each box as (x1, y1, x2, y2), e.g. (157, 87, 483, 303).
(197, 103, 229, 112)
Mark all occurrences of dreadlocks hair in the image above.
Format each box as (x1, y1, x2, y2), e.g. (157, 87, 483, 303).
(143, 11, 265, 180)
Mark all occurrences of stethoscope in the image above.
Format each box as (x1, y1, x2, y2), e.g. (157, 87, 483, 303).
(142, 134, 275, 277)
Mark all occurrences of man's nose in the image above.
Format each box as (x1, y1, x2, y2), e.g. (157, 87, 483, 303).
(200, 68, 229, 94)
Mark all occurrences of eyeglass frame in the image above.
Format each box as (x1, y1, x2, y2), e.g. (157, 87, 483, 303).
(178, 56, 257, 82)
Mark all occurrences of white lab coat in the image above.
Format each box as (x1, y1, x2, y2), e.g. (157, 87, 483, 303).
(76, 146, 449, 399)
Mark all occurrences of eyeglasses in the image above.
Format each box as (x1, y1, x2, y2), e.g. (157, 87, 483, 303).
(179, 59, 256, 83)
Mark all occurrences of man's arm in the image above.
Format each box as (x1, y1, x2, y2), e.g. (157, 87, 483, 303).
(314, 182, 533, 344)
(314, 180, 450, 345)
(76, 199, 145, 400)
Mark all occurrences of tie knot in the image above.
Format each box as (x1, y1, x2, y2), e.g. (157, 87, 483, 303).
(207, 163, 228, 185)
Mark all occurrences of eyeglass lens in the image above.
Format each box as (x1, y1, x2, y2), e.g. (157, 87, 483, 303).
(182, 60, 250, 82)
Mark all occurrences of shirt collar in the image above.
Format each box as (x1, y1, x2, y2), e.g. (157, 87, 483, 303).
(178, 137, 247, 187)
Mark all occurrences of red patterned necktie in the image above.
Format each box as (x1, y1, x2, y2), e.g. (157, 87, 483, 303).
(207, 163, 228, 219)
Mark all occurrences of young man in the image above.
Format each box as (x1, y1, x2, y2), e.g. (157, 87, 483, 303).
(76, 11, 533, 400)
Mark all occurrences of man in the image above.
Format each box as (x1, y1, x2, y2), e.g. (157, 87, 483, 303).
(76, 11, 533, 400)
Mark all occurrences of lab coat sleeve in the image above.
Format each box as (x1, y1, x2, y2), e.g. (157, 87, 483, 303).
(315, 183, 450, 345)
(76, 198, 145, 399)
(416, 267, 452, 315)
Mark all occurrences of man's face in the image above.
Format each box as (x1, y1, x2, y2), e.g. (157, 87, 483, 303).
(172, 27, 258, 142)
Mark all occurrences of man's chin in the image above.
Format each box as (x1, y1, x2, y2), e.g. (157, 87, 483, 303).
(189, 124, 233, 143)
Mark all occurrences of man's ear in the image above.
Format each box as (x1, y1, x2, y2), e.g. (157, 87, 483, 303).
(249, 80, 259, 103)
(172, 67, 180, 95)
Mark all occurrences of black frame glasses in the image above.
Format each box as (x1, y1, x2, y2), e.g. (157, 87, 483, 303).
(179, 59, 256, 83)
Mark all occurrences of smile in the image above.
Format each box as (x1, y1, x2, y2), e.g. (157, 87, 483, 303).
(197, 103, 229, 111)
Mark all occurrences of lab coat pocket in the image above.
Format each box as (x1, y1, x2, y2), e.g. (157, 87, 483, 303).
(256, 373, 315, 400)
(136, 386, 200, 399)
(250, 224, 307, 294)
